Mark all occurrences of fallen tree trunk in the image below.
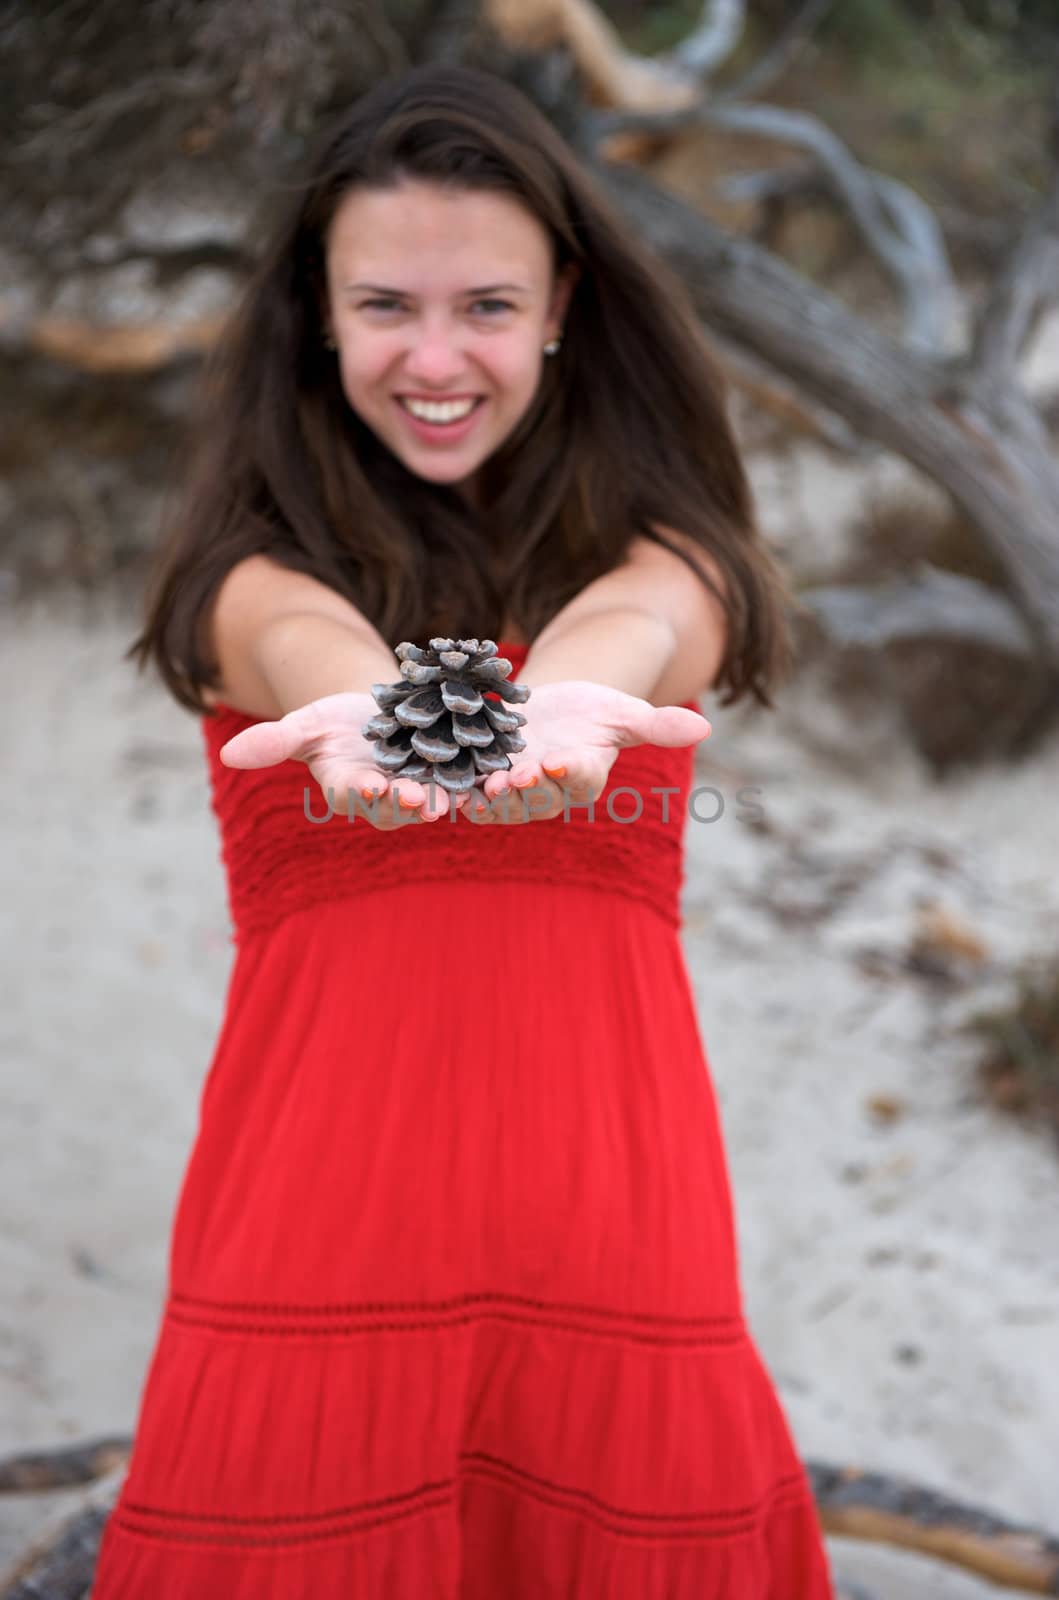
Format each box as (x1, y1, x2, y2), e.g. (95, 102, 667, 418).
(808, 1458, 1059, 1594)
(587, 156, 1059, 667)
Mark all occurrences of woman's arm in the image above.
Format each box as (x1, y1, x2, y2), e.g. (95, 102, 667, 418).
(254, 614, 397, 717)
(519, 531, 728, 706)
(207, 554, 398, 718)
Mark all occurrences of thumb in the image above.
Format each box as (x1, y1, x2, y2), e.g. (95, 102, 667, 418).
(219, 703, 322, 769)
(615, 701, 711, 750)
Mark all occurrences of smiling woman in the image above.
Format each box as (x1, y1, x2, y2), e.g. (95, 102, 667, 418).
(126, 63, 793, 713)
(322, 182, 576, 493)
(99, 60, 835, 1600)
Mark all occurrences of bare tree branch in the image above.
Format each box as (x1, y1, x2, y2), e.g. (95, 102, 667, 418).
(415, 0, 487, 64)
(719, 167, 1019, 270)
(506, 0, 954, 351)
(587, 97, 959, 352)
(665, 0, 745, 82)
(585, 156, 1059, 658)
(14, 72, 208, 166)
(0, 1438, 131, 1494)
(719, 0, 836, 103)
(970, 73, 1059, 389)
(808, 1457, 1059, 1594)
(485, 0, 703, 112)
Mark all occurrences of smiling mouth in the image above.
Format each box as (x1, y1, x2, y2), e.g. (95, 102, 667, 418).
(396, 396, 485, 425)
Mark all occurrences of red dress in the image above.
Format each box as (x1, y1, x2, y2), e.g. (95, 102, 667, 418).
(91, 641, 835, 1598)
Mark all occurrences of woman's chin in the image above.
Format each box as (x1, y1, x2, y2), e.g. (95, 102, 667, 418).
(396, 446, 488, 487)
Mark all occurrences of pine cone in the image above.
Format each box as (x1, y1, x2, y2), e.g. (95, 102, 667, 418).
(362, 638, 531, 795)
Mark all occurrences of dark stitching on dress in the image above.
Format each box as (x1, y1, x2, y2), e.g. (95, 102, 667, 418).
(170, 1288, 740, 1327)
(120, 1478, 452, 1529)
(165, 1291, 746, 1348)
(112, 1460, 812, 1550)
(462, 1454, 813, 1539)
(113, 1485, 452, 1549)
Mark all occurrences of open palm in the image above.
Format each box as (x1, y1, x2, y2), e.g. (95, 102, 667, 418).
(217, 691, 473, 827)
(218, 681, 710, 829)
(467, 679, 711, 825)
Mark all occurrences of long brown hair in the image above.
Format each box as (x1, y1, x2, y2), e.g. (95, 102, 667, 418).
(128, 62, 793, 713)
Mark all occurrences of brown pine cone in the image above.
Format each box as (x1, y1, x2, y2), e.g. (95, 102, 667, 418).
(362, 638, 531, 795)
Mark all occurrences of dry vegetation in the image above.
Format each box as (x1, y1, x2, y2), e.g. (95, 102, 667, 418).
(967, 963, 1059, 1151)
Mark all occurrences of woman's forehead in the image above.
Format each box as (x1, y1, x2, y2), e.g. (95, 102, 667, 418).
(326, 181, 552, 284)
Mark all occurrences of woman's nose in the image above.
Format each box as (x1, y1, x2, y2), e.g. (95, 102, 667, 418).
(402, 326, 466, 385)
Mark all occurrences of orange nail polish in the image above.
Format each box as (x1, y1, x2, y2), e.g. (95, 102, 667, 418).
(543, 765, 566, 778)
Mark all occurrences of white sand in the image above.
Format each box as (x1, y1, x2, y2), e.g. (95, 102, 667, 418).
(2, 540, 1058, 1595)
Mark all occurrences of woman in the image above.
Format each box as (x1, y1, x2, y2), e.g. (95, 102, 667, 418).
(91, 62, 835, 1598)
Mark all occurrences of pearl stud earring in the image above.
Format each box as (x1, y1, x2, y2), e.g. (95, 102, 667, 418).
(543, 336, 562, 356)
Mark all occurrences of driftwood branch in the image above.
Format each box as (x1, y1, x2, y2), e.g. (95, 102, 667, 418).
(719, 0, 836, 102)
(492, 0, 957, 351)
(969, 74, 1059, 389)
(0, 1440, 132, 1494)
(582, 102, 958, 353)
(664, 0, 745, 82)
(808, 1459, 1059, 1594)
(701, 103, 955, 353)
(585, 156, 1059, 662)
(7, 313, 226, 374)
(720, 166, 1019, 269)
(484, 0, 703, 112)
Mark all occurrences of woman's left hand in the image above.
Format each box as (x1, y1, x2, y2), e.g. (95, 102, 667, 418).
(463, 679, 711, 825)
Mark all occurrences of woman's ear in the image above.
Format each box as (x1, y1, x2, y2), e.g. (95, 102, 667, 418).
(548, 262, 580, 335)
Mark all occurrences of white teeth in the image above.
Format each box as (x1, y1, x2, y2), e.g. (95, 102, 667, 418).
(400, 397, 478, 424)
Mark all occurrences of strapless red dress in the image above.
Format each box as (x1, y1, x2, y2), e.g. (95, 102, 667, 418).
(90, 642, 835, 1597)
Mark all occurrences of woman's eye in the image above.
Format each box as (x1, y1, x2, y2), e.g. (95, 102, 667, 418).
(356, 297, 513, 315)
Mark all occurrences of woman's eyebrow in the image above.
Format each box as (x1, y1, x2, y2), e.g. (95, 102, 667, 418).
(344, 281, 532, 296)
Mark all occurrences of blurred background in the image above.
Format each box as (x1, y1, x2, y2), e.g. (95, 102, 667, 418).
(2, 3, 1058, 1595)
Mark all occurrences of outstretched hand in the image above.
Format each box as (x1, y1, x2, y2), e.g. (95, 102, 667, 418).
(217, 691, 474, 828)
(465, 679, 711, 825)
(216, 681, 711, 829)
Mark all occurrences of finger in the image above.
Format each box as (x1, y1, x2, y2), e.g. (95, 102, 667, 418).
(218, 701, 329, 769)
(524, 755, 596, 800)
(482, 772, 567, 824)
(482, 766, 527, 801)
(489, 754, 569, 788)
(462, 780, 519, 823)
(415, 777, 458, 821)
(356, 778, 441, 822)
(611, 702, 711, 750)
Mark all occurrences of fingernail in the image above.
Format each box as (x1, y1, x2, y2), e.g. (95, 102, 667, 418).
(361, 787, 379, 800)
(543, 765, 566, 778)
(398, 793, 419, 809)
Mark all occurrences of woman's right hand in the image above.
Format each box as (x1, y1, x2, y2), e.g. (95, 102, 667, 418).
(218, 691, 474, 829)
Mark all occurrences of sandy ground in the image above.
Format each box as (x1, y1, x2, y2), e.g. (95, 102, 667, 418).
(2, 473, 1059, 1595)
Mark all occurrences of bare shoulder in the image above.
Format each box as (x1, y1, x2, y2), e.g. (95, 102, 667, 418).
(203, 552, 382, 717)
(627, 525, 728, 599)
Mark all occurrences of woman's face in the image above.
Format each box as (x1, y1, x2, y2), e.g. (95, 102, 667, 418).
(323, 179, 577, 493)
